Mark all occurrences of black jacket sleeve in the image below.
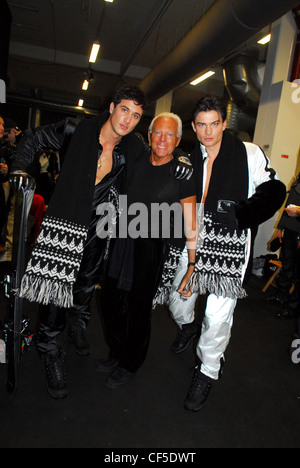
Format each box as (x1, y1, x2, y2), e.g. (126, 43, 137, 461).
(10, 118, 79, 174)
(235, 179, 286, 229)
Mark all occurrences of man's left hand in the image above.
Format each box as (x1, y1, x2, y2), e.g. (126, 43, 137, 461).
(285, 204, 300, 218)
(172, 149, 193, 181)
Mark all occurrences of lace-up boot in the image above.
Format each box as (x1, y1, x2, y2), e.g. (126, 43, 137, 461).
(106, 367, 135, 389)
(184, 365, 212, 411)
(171, 321, 200, 354)
(68, 320, 90, 356)
(41, 348, 68, 399)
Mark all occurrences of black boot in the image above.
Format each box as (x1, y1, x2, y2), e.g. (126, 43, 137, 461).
(95, 357, 119, 374)
(41, 348, 68, 400)
(171, 321, 200, 354)
(106, 367, 135, 389)
(68, 320, 90, 356)
(184, 366, 212, 412)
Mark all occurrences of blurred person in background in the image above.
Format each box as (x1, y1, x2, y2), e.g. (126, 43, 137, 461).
(0, 115, 9, 255)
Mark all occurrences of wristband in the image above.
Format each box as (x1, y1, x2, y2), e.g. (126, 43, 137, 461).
(188, 262, 196, 267)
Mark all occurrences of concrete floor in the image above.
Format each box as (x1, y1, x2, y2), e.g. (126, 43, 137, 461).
(0, 275, 299, 449)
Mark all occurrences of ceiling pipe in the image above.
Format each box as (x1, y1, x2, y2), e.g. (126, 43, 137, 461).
(119, 0, 175, 78)
(140, 0, 300, 103)
(7, 93, 99, 116)
(223, 51, 263, 113)
(223, 51, 263, 136)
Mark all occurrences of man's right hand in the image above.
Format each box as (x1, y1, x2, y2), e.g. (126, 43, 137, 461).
(9, 173, 36, 192)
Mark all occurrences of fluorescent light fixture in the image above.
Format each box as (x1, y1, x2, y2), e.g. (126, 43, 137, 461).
(105, 0, 114, 2)
(89, 42, 100, 63)
(190, 71, 215, 86)
(78, 99, 84, 107)
(258, 34, 271, 45)
(82, 80, 89, 90)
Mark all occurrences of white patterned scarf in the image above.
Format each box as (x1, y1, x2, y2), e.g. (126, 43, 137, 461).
(19, 217, 87, 308)
(189, 211, 248, 299)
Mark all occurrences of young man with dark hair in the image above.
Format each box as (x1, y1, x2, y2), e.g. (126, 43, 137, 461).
(191, 95, 227, 123)
(112, 85, 146, 109)
(14, 85, 146, 399)
(169, 95, 286, 412)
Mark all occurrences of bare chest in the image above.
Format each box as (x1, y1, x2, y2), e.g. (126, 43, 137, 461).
(95, 148, 113, 185)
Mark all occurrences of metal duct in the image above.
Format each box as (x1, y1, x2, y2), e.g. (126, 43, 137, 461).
(223, 52, 263, 136)
(223, 52, 263, 114)
(226, 101, 257, 139)
(226, 101, 240, 130)
(140, 0, 300, 102)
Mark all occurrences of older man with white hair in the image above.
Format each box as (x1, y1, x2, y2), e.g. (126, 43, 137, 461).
(98, 112, 198, 389)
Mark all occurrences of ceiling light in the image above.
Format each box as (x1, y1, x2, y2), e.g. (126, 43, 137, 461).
(78, 99, 84, 107)
(89, 42, 100, 63)
(190, 71, 215, 86)
(258, 34, 271, 45)
(82, 80, 89, 91)
(105, 0, 114, 2)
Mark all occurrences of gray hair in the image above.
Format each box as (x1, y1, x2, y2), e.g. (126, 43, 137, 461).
(148, 112, 183, 137)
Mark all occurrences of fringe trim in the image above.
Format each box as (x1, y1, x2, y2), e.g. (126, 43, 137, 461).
(187, 272, 247, 300)
(153, 287, 171, 309)
(18, 274, 74, 308)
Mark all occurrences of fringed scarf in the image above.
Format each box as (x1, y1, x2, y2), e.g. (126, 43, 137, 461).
(188, 211, 248, 299)
(153, 243, 183, 307)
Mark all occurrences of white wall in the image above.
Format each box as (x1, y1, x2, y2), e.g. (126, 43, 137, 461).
(253, 12, 300, 257)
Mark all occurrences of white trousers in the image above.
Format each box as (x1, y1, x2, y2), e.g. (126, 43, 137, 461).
(169, 247, 247, 380)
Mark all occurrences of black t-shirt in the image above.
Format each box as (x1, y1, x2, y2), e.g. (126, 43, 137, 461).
(125, 151, 196, 247)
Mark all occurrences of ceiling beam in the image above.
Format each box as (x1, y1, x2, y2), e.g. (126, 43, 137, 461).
(9, 41, 150, 79)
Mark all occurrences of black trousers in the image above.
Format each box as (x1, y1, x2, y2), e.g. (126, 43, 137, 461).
(277, 229, 300, 313)
(36, 222, 106, 354)
(100, 238, 164, 373)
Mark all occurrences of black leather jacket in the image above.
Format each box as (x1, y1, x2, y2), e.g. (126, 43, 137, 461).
(10, 118, 79, 176)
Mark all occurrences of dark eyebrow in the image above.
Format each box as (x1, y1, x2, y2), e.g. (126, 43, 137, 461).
(121, 105, 141, 117)
(197, 120, 221, 125)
